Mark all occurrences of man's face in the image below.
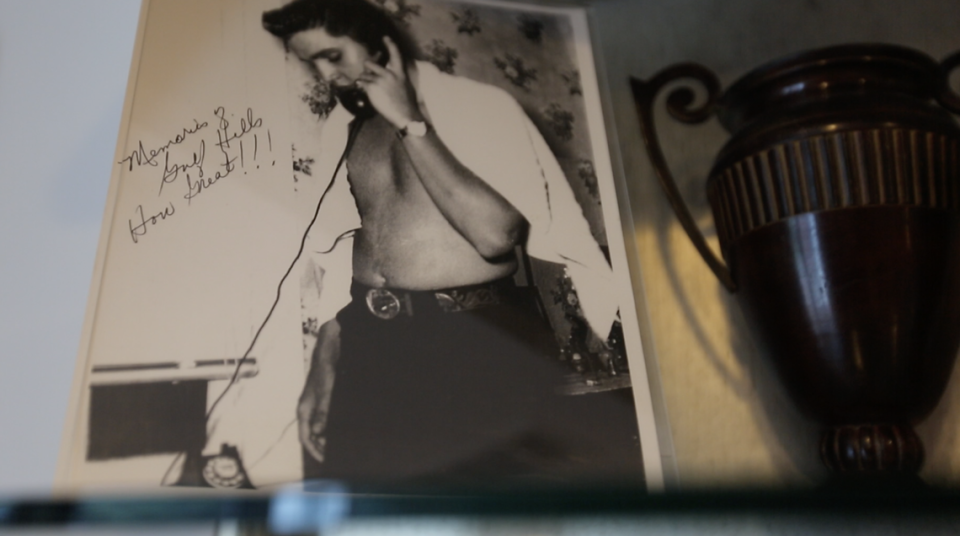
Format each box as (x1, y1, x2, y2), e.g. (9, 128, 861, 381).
(288, 27, 376, 88)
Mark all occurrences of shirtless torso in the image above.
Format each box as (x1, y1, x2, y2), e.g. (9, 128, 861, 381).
(347, 112, 519, 290)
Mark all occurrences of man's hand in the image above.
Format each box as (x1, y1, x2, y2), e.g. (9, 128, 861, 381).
(298, 319, 340, 463)
(356, 36, 424, 128)
(297, 382, 328, 463)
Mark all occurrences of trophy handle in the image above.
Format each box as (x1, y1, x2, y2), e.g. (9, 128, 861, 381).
(938, 50, 960, 114)
(630, 65, 737, 292)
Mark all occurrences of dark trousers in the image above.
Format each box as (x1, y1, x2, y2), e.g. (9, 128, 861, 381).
(308, 279, 644, 486)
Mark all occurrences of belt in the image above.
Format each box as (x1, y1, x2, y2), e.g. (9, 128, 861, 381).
(351, 278, 517, 320)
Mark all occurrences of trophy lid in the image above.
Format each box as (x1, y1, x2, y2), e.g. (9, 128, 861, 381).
(717, 43, 941, 133)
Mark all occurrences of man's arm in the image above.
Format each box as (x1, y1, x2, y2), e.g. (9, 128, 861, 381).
(297, 318, 340, 463)
(399, 126, 526, 258)
(358, 37, 525, 259)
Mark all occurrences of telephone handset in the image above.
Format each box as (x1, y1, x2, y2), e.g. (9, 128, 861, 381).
(334, 85, 376, 119)
(333, 41, 390, 120)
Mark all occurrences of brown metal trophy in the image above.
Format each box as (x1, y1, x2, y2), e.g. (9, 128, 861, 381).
(632, 44, 960, 478)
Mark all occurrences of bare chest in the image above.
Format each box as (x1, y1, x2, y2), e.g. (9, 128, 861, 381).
(342, 116, 517, 288)
(345, 116, 422, 212)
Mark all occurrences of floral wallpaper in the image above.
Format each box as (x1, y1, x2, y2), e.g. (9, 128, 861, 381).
(288, 0, 629, 386)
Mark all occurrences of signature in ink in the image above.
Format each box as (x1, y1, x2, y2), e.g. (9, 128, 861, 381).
(118, 119, 209, 171)
(185, 139, 237, 203)
(215, 107, 264, 149)
(182, 106, 262, 203)
(160, 140, 205, 195)
(124, 106, 275, 243)
(129, 203, 176, 244)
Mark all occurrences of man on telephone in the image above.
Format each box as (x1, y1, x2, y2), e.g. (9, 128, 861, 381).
(261, 0, 634, 484)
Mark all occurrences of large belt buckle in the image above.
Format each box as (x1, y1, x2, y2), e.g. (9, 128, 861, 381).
(366, 288, 402, 319)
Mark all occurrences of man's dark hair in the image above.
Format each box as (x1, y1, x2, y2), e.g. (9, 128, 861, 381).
(263, 0, 419, 66)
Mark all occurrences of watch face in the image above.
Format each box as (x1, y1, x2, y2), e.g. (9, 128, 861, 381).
(407, 121, 428, 137)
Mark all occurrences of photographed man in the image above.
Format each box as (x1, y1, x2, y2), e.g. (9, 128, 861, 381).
(262, 0, 639, 484)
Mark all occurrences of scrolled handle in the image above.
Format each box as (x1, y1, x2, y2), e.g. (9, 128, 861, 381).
(938, 50, 960, 114)
(630, 64, 736, 292)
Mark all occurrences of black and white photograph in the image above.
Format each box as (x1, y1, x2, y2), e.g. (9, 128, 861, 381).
(57, 0, 663, 491)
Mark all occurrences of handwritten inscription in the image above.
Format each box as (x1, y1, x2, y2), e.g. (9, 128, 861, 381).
(161, 140, 205, 195)
(120, 107, 273, 244)
(129, 203, 176, 244)
(119, 119, 208, 172)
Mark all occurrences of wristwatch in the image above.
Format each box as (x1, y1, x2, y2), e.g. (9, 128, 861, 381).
(397, 120, 430, 139)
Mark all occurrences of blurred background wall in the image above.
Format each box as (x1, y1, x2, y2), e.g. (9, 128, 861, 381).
(0, 0, 140, 493)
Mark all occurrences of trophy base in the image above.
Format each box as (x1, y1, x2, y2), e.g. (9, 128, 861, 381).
(820, 424, 924, 475)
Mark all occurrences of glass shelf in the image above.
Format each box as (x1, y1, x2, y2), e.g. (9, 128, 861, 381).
(5, 483, 960, 534)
